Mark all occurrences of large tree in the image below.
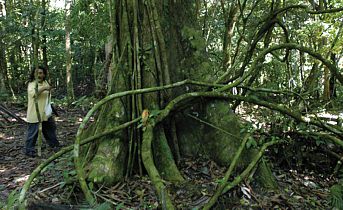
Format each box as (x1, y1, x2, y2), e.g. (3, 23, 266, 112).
(72, 0, 343, 208)
(18, 0, 343, 209)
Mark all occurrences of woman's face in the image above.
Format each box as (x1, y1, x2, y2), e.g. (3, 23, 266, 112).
(35, 69, 45, 82)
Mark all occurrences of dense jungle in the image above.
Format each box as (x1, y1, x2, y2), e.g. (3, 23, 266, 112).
(1, 0, 343, 209)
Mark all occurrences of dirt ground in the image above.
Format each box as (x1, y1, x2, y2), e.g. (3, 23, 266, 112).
(0, 104, 82, 204)
(0, 103, 338, 209)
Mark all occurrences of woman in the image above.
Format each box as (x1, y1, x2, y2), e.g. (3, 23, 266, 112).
(25, 66, 60, 157)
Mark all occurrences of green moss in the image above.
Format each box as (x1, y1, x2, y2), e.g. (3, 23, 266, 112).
(203, 100, 242, 166)
(255, 159, 278, 190)
(87, 138, 125, 186)
(177, 100, 278, 190)
(86, 100, 127, 186)
(153, 127, 184, 182)
(175, 112, 203, 156)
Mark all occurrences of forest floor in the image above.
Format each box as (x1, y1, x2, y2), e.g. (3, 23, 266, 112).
(0, 102, 338, 209)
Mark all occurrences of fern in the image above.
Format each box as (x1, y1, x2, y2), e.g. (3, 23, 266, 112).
(329, 184, 343, 210)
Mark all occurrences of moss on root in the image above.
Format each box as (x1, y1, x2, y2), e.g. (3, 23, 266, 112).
(153, 127, 184, 183)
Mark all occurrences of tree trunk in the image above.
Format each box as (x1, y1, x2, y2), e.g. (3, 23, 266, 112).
(30, 0, 39, 69)
(41, 0, 48, 69)
(0, 41, 7, 95)
(323, 66, 330, 101)
(77, 0, 277, 207)
(0, 1, 7, 95)
(222, 1, 239, 70)
(65, 0, 75, 102)
(304, 62, 320, 98)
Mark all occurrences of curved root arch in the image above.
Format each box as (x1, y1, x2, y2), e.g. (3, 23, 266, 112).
(19, 79, 343, 208)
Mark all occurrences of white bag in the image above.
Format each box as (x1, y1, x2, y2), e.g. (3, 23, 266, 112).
(45, 93, 52, 118)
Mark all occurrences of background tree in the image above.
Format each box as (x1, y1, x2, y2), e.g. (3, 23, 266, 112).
(0, 1, 8, 95)
(65, 0, 74, 102)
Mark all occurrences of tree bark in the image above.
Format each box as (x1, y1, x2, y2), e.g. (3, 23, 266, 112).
(30, 0, 39, 69)
(0, 3, 7, 95)
(41, 0, 48, 69)
(65, 0, 75, 102)
(221, 1, 239, 70)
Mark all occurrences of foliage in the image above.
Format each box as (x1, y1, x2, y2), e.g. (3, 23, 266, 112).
(3, 0, 343, 209)
(0, 189, 19, 210)
(329, 181, 343, 210)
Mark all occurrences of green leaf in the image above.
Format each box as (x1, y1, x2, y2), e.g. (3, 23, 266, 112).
(246, 137, 257, 149)
(329, 184, 343, 209)
(94, 202, 113, 210)
(88, 182, 94, 191)
(215, 178, 225, 184)
(115, 203, 124, 210)
(149, 109, 161, 117)
(69, 170, 77, 176)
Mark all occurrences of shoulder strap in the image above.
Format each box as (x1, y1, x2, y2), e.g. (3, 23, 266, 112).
(44, 80, 51, 103)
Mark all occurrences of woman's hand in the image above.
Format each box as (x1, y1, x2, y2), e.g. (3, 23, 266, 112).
(44, 84, 52, 91)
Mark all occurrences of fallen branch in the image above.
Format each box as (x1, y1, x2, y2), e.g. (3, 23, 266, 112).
(37, 182, 64, 194)
(0, 103, 26, 124)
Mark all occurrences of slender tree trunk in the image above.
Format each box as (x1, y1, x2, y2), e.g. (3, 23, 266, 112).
(221, 1, 239, 70)
(41, 0, 48, 69)
(323, 66, 330, 101)
(107, 0, 115, 92)
(132, 0, 143, 175)
(30, 0, 39, 69)
(304, 62, 320, 98)
(65, 0, 75, 101)
(147, 0, 171, 96)
(0, 1, 7, 94)
(329, 54, 337, 98)
(0, 43, 7, 95)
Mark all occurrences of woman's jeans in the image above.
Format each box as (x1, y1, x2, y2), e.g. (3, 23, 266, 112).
(25, 117, 59, 155)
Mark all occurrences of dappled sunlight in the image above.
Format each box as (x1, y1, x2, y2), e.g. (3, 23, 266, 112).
(14, 175, 30, 184)
(55, 117, 63, 122)
(0, 132, 15, 141)
(307, 111, 343, 126)
(0, 165, 30, 188)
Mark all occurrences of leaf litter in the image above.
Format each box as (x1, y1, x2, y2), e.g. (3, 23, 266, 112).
(0, 102, 338, 209)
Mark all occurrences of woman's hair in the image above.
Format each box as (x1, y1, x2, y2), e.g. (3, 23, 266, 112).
(29, 66, 47, 82)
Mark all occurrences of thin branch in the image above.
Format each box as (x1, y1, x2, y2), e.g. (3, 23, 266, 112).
(274, 4, 343, 16)
(256, 43, 343, 85)
(155, 91, 343, 141)
(203, 133, 250, 210)
(187, 113, 241, 140)
(298, 131, 343, 148)
(222, 140, 280, 194)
